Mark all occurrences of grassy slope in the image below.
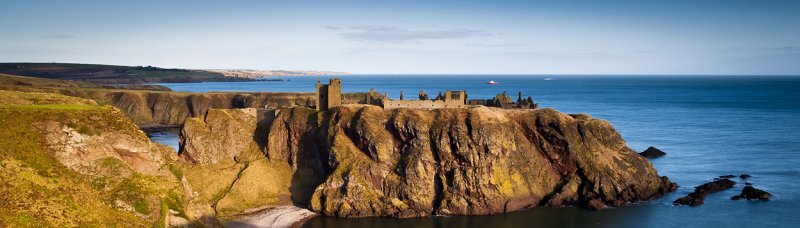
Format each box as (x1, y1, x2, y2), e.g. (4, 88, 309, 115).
(0, 91, 184, 227)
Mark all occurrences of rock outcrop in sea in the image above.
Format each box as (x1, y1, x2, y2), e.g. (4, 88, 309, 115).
(674, 178, 736, 206)
(731, 186, 772, 201)
(638, 146, 666, 159)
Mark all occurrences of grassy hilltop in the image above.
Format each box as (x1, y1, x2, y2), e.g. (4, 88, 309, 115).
(0, 63, 250, 84)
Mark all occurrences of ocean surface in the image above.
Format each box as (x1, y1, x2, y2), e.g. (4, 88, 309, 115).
(145, 129, 180, 153)
(152, 75, 800, 227)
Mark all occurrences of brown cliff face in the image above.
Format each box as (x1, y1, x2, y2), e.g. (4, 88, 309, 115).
(266, 105, 676, 218)
(88, 90, 369, 126)
(110, 92, 316, 126)
(1, 72, 373, 127)
(179, 109, 266, 164)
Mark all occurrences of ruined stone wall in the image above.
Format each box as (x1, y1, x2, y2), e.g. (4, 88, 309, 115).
(382, 99, 465, 110)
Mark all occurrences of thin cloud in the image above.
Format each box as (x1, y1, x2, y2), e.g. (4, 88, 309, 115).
(770, 46, 800, 52)
(466, 43, 523, 48)
(716, 46, 800, 55)
(39, 34, 74, 39)
(335, 26, 494, 43)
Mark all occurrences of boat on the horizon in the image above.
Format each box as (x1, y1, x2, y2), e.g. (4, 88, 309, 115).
(486, 80, 499, 85)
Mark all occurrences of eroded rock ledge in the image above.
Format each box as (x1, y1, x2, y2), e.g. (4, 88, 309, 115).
(264, 105, 676, 217)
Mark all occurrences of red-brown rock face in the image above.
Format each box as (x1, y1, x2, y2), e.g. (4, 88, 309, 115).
(266, 105, 676, 218)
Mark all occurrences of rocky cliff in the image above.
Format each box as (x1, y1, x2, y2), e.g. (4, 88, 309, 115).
(0, 86, 364, 127)
(0, 88, 676, 226)
(179, 108, 267, 164)
(264, 105, 677, 217)
(100, 91, 315, 127)
(1, 73, 371, 127)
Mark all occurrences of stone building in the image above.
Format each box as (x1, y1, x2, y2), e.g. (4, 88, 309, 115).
(315, 78, 342, 111)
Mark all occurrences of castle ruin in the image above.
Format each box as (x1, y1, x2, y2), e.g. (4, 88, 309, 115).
(315, 79, 536, 110)
(379, 90, 467, 110)
(315, 78, 342, 111)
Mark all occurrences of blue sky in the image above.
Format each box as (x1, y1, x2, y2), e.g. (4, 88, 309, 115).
(1, 0, 799, 75)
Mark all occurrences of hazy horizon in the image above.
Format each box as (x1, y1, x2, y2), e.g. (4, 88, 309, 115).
(2, 0, 799, 75)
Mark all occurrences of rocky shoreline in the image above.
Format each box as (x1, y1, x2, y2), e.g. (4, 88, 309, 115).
(674, 174, 773, 207)
(226, 206, 318, 228)
(0, 86, 679, 226)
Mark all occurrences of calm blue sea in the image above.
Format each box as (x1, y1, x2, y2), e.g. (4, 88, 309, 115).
(153, 75, 800, 227)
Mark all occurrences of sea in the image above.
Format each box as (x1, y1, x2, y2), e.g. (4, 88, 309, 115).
(150, 75, 800, 228)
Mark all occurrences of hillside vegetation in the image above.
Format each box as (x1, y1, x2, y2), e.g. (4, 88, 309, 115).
(0, 90, 186, 226)
(0, 63, 249, 84)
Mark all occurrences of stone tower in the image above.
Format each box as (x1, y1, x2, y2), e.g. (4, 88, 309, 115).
(315, 78, 342, 111)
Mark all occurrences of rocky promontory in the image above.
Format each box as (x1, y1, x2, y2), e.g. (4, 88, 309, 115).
(263, 105, 676, 217)
(1, 88, 678, 226)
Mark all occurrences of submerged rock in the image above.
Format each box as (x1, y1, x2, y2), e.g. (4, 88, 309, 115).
(719, 175, 736, 179)
(740, 174, 752, 179)
(731, 186, 772, 201)
(266, 106, 676, 217)
(638, 146, 666, 159)
(674, 178, 736, 207)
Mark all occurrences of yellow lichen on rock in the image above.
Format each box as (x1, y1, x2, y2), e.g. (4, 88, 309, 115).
(267, 105, 676, 216)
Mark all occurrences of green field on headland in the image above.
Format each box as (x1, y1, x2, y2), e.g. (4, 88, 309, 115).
(0, 62, 248, 84)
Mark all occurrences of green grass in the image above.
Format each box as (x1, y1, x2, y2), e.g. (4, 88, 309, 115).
(133, 198, 152, 214)
(66, 122, 97, 135)
(167, 163, 184, 180)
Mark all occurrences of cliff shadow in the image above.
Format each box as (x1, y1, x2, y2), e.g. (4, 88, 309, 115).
(253, 109, 278, 155)
(287, 109, 331, 207)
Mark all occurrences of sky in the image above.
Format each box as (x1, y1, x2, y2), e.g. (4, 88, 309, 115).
(1, 0, 799, 75)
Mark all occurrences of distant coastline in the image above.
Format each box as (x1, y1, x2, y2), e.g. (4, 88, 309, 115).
(0, 62, 347, 84)
(205, 69, 349, 79)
